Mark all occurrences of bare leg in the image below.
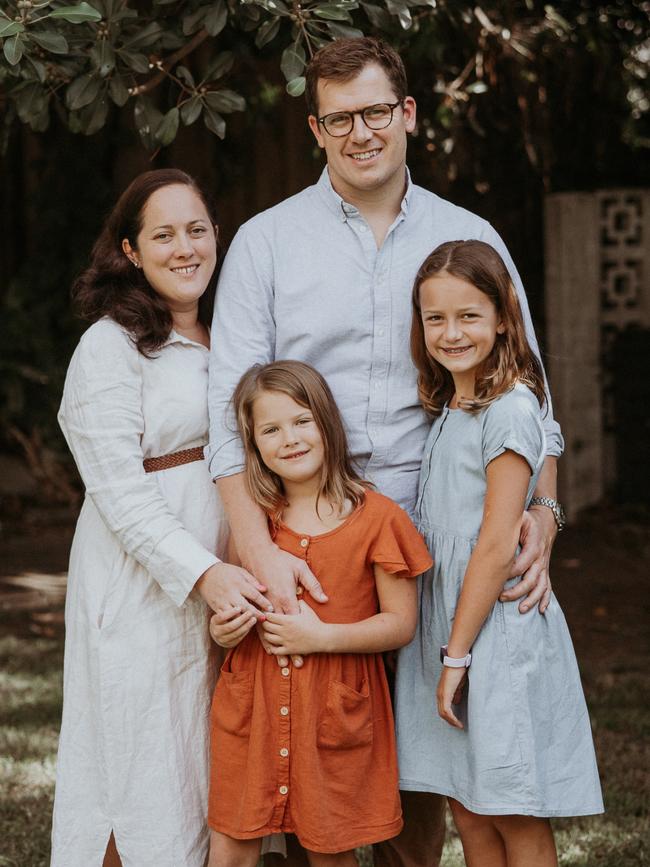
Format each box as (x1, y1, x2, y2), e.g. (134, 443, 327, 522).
(493, 815, 557, 867)
(208, 830, 262, 867)
(102, 832, 122, 867)
(448, 800, 507, 867)
(305, 850, 358, 867)
(373, 791, 446, 867)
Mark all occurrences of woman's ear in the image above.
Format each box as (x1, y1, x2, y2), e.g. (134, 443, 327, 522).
(496, 320, 506, 335)
(122, 238, 141, 268)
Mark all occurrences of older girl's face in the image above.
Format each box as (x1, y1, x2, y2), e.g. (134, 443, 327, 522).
(122, 184, 217, 313)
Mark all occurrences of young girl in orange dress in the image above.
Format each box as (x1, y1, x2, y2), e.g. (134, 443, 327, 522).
(207, 360, 432, 866)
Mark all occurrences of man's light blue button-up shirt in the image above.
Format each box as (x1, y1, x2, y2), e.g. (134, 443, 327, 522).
(207, 168, 563, 516)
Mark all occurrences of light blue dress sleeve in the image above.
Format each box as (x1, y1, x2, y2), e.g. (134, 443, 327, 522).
(481, 386, 546, 476)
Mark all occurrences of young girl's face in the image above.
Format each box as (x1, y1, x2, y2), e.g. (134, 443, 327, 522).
(252, 389, 325, 488)
(419, 270, 505, 382)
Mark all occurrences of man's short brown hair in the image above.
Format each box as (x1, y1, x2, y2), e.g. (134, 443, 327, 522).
(305, 36, 408, 117)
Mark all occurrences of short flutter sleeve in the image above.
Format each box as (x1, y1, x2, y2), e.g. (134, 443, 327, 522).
(481, 385, 545, 475)
(366, 493, 433, 578)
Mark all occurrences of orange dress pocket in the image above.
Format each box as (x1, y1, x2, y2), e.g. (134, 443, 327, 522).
(317, 678, 373, 749)
(211, 656, 253, 737)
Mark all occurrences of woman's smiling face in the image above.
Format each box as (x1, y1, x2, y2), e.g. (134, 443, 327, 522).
(123, 183, 217, 314)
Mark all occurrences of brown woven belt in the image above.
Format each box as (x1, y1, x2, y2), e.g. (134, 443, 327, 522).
(143, 445, 205, 473)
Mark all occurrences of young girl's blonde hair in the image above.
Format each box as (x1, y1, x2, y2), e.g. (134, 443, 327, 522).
(410, 240, 546, 416)
(233, 360, 371, 522)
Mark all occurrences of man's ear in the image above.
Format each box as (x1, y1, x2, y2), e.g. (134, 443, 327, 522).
(402, 96, 417, 134)
(308, 114, 325, 149)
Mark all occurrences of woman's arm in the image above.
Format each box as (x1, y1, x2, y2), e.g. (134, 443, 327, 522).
(438, 450, 531, 727)
(261, 564, 418, 655)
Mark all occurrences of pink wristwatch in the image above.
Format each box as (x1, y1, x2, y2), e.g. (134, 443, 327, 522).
(440, 645, 472, 669)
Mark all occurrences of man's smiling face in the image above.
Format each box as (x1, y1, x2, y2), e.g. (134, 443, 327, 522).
(308, 63, 416, 202)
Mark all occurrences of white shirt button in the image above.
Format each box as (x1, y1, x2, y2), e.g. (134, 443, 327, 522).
(279, 785, 288, 795)
(280, 748, 289, 757)
(280, 706, 289, 716)
(300, 538, 308, 548)
(281, 667, 290, 676)
(378, 328, 384, 337)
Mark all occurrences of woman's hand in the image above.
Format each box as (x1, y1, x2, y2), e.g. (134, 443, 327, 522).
(437, 666, 468, 729)
(261, 601, 328, 656)
(210, 607, 257, 648)
(195, 562, 272, 618)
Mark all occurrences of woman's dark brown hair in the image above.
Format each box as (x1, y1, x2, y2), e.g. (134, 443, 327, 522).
(233, 360, 371, 523)
(72, 169, 218, 355)
(410, 240, 546, 416)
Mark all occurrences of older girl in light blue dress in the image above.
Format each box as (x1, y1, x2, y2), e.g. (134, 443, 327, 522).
(395, 240, 603, 867)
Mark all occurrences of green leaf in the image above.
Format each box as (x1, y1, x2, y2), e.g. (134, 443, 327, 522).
(134, 96, 163, 148)
(183, 7, 206, 35)
(0, 21, 25, 38)
(176, 65, 195, 88)
(14, 82, 47, 125)
(90, 40, 116, 77)
(286, 76, 305, 97)
(118, 49, 150, 73)
(29, 31, 69, 54)
(280, 43, 305, 82)
(49, 3, 102, 24)
(205, 0, 227, 36)
(3, 36, 23, 66)
(108, 74, 129, 106)
(314, 5, 354, 22)
(203, 104, 225, 138)
(255, 0, 289, 14)
(82, 95, 109, 134)
(155, 106, 179, 145)
(27, 55, 48, 83)
(323, 21, 363, 38)
(203, 50, 234, 82)
(255, 17, 280, 49)
(66, 73, 102, 110)
(180, 96, 202, 125)
(123, 21, 164, 49)
(204, 89, 245, 113)
(360, 2, 391, 29)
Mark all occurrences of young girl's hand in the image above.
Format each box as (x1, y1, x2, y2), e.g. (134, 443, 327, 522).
(261, 601, 327, 656)
(437, 667, 468, 729)
(210, 607, 258, 648)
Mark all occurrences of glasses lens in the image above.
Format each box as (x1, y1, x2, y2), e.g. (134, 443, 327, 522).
(323, 112, 353, 136)
(363, 104, 393, 129)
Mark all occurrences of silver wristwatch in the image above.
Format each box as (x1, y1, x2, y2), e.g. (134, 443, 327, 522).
(529, 497, 567, 531)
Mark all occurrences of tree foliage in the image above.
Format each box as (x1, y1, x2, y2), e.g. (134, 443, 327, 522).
(1, 1, 648, 154)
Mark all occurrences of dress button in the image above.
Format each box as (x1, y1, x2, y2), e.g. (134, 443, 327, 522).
(300, 538, 308, 548)
(281, 667, 290, 676)
(279, 785, 288, 795)
(296, 586, 303, 596)
(280, 748, 289, 757)
(280, 706, 289, 716)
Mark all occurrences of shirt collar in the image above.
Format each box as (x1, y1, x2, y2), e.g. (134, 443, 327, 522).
(315, 165, 413, 221)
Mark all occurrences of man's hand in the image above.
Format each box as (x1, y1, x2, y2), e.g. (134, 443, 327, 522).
(209, 607, 257, 648)
(246, 545, 328, 668)
(437, 667, 467, 729)
(195, 562, 272, 617)
(261, 601, 327, 657)
(500, 507, 557, 614)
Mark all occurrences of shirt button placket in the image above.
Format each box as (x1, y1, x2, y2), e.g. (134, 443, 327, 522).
(275, 644, 293, 823)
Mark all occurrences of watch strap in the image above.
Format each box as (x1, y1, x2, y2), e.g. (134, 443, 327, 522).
(440, 645, 472, 669)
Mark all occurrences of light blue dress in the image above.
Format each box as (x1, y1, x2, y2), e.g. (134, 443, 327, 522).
(395, 384, 604, 817)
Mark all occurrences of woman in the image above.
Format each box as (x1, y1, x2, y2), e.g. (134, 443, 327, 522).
(50, 170, 269, 867)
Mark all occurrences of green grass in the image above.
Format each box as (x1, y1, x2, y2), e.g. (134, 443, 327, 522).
(1, 616, 648, 867)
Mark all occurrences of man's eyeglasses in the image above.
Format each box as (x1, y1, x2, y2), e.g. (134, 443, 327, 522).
(317, 101, 403, 138)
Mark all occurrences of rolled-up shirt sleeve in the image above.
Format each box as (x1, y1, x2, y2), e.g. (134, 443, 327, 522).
(59, 321, 219, 607)
(479, 223, 564, 457)
(207, 218, 276, 480)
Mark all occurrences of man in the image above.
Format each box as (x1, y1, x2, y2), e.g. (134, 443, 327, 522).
(207, 37, 564, 867)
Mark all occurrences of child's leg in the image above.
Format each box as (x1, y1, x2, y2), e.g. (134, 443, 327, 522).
(207, 830, 262, 867)
(449, 799, 507, 867)
(305, 849, 358, 867)
(492, 815, 557, 867)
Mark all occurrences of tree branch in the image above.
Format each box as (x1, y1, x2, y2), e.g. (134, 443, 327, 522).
(129, 27, 210, 97)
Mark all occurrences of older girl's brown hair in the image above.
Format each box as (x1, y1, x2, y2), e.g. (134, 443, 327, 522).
(233, 360, 371, 522)
(410, 240, 546, 416)
(72, 169, 218, 355)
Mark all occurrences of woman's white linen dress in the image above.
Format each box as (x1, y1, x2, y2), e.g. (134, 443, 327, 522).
(51, 318, 228, 867)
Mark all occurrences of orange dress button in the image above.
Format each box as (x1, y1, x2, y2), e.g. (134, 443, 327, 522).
(300, 538, 309, 548)
(280, 748, 289, 757)
(280, 706, 289, 716)
(279, 785, 288, 795)
(281, 667, 290, 676)
(296, 586, 303, 596)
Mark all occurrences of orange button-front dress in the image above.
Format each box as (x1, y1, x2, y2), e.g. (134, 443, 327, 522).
(208, 490, 433, 854)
